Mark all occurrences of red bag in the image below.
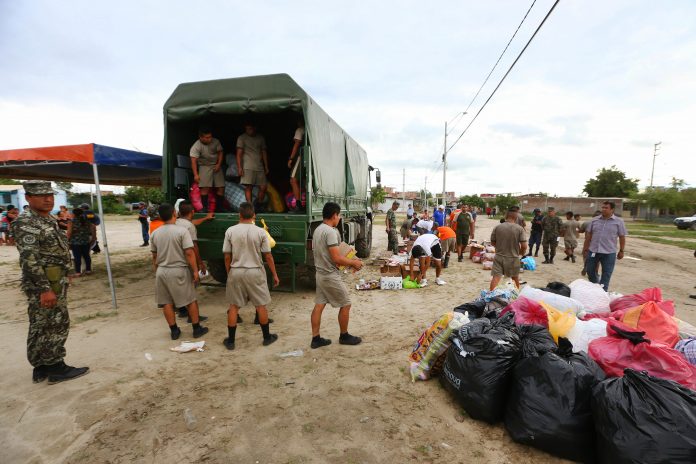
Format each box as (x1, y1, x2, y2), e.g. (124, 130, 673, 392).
(190, 183, 203, 212)
(620, 301, 680, 347)
(588, 324, 696, 390)
(610, 288, 675, 316)
(501, 297, 549, 327)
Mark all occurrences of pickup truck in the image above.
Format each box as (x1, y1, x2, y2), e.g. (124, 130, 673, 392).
(674, 214, 696, 230)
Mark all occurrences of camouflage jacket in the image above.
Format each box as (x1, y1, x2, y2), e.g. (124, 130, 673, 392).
(386, 209, 396, 230)
(541, 215, 563, 236)
(13, 209, 71, 293)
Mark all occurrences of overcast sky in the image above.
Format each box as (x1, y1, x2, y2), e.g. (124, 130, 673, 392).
(1, 0, 694, 197)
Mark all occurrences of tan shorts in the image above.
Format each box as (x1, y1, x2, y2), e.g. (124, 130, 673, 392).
(241, 169, 267, 186)
(199, 164, 225, 188)
(564, 238, 578, 249)
(315, 272, 351, 308)
(441, 237, 456, 254)
(491, 255, 521, 278)
(226, 267, 271, 307)
(156, 267, 196, 307)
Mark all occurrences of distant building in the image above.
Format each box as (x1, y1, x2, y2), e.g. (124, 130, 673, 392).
(0, 184, 68, 214)
(516, 194, 625, 216)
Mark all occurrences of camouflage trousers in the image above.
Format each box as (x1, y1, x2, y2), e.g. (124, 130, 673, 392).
(542, 234, 559, 255)
(26, 284, 70, 367)
(387, 230, 399, 254)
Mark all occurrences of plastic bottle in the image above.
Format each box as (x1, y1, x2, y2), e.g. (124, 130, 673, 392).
(183, 408, 197, 430)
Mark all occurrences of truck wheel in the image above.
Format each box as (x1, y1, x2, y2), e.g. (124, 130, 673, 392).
(355, 219, 372, 258)
(207, 259, 228, 284)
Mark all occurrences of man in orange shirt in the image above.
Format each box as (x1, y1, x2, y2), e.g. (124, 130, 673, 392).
(433, 223, 456, 268)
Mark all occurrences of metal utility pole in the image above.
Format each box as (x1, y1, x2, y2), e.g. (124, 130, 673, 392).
(442, 121, 447, 209)
(402, 168, 406, 209)
(650, 141, 661, 188)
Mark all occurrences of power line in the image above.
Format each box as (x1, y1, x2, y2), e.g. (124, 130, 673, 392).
(447, 0, 561, 154)
(461, 0, 538, 119)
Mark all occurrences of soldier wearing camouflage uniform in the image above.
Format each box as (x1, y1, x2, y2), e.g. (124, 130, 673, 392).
(13, 181, 89, 384)
(385, 201, 399, 255)
(541, 206, 563, 264)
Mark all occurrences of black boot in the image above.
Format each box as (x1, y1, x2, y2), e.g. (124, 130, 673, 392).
(46, 362, 90, 385)
(443, 255, 450, 268)
(563, 255, 570, 261)
(32, 365, 49, 383)
(534, 245, 539, 257)
(571, 255, 576, 263)
(542, 253, 550, 264)
(549, 252, 555, 264)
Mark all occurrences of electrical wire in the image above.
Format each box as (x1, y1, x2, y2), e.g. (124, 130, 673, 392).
(447, 0, 560, 154)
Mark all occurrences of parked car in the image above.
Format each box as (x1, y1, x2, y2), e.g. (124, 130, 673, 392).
(674, 213, 696, 230)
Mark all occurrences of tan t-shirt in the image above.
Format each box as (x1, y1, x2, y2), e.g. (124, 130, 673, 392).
(190, 138, 223, 166)
(150, 223, 194, 268)
(236, 133, 267, 171)
(563, 219, 580, 240)
(313, 223, 340, 275)
(175, 217, 197, 242)
(222, 223, 270, 269)
(490, 222, 527, 258)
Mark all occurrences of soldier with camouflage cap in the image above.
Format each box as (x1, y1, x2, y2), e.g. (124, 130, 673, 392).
(385, 201, 399, 255)
(13, 180, 89, 384)
(541, 206, 563, 264)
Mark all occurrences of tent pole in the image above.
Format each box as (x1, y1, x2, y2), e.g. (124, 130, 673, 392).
(92, 163, 118, 309)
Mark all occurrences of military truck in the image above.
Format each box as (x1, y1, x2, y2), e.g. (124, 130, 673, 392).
(162, 74, 374, 290)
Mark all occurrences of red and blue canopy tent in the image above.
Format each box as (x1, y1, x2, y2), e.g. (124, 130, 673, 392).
(0, 143, 163, 309)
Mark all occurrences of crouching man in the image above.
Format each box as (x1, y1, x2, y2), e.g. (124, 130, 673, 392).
(150, 204, 209, 340)
(222, 202, 279, 350)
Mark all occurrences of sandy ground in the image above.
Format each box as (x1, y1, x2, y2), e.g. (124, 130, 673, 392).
(1, 214, 695, 464)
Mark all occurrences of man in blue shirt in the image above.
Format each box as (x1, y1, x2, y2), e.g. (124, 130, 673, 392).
(406, 204, 414, 220)
(582, 201, 627, 291)
(433, 205, 445, 227)
(138, 202, 149, 246)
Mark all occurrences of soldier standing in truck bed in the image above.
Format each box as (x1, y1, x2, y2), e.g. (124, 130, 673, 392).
(13, 180, 89, 384)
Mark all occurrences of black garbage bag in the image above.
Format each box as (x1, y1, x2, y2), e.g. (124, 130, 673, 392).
(542, 281, 571, 297)
(592, 368, 696, 464)
(455, 318, 491, 343)
(440, 323, 521, 423)
(453, 300, 487, 319)
(505, 338, 605, 462)
(517, 324, 557, 358)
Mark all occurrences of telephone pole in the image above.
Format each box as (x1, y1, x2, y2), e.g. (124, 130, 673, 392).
(442, 112, 466, 209)
(650, 141, 661, 188)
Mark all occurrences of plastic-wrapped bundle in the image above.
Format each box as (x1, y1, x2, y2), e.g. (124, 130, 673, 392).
(569, 279, 610, 314)
(408, 312, 469, 381)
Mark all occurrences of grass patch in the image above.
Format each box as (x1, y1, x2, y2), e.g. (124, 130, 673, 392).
(626, 223, 696, 239)
(631, 236, 696, 251)
(73, 311, 118, 324)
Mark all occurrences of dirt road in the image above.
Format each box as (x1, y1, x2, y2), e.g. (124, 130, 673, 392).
(1, 214, 694, 463)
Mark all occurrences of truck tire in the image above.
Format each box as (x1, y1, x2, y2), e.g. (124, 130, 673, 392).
(355, 219, 372, 258)
(207, 259, 228, 284)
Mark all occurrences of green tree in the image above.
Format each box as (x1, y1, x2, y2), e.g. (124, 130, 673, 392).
(370, 186, 386, 208)
(583, 166, 639, 197)
(124, 186, 165, 205)
(494, 194, 518, 212)
(55, 182, 73, 193)
(458, 194, 485, 209)
(0, 178, 22, 185)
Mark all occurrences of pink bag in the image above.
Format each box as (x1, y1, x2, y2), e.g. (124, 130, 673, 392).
(610, 288, 675, 316)
(620, 301, 680, 347)
(588, 324, 696, 390)
(500, 297, 549, 327)
(190, 183, 203, 212)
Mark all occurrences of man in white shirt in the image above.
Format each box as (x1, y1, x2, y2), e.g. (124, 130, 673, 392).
(409, 233, 446, 286)
(416, 218, 434, 234)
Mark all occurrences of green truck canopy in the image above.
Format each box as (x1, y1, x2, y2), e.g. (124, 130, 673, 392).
(163, 73, 368, 199)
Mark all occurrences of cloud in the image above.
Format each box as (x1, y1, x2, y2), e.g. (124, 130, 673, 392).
(490, 122, 546, 138)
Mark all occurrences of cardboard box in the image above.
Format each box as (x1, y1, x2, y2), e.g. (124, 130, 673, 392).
(469, 244, 485, 259)
(337, 242, 357, 270)
(400, 263, 421, 280)
(380, 264, 402, 277)
(380, 276, 403, 290)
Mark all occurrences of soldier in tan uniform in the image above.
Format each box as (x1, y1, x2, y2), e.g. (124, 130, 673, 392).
(13, 181, 89, 384)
